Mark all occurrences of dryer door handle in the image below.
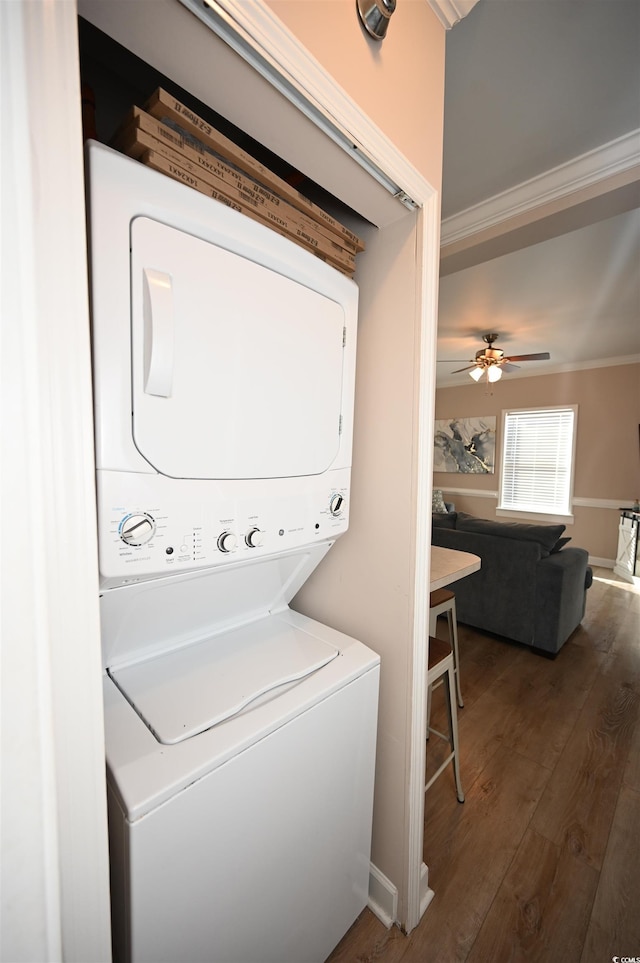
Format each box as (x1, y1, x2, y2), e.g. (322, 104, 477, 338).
(143, 267, 174, 397)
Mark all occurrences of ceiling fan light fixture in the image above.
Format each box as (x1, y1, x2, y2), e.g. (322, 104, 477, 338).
(446, 334, 550, 381)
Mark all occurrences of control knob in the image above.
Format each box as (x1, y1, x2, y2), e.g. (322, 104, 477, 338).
(119, 513, 155, 546)
(245, 527, 264, 548)
(329, 493, 345, 516)
(217, 531, 238, 553)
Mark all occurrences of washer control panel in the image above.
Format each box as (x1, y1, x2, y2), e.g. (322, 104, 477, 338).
(98, 470, 350, 587)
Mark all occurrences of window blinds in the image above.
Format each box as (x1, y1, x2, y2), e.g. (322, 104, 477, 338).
(501, 407, 575, 515)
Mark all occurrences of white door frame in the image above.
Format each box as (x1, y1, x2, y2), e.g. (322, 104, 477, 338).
(1, 1, 112, 960)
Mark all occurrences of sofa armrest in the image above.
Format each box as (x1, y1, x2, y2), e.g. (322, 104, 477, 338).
(534, 547, 591, 654)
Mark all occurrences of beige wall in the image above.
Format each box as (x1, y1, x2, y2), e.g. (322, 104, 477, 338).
(264, 0, 446, 921)
(294, 215, 421, 896)
(434, 362, 640, 560)
(267, 0, 446, 190)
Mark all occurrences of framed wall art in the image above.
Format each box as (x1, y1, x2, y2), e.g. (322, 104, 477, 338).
(434, 416, 496, 474)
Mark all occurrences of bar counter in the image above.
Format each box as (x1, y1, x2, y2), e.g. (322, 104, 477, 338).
(430, 545, 481, 591)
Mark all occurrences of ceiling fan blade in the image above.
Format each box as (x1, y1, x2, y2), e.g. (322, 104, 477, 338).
(506, 352, 551, 362)
(501, 362, 520, 372)
(451, 364, 477, 374)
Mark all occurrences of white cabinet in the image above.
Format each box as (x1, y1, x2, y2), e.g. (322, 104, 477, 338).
(614, 510, 640, 583)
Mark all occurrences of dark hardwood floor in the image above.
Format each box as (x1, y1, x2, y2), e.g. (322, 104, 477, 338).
(326, 567, 640, 963)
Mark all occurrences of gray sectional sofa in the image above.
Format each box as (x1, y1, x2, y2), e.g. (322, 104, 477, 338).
(431, 511, 593, 656)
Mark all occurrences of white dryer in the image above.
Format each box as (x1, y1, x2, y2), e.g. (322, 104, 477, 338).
(86, 143, 379, 963)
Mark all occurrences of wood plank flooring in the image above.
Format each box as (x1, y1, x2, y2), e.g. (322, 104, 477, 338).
(326, 567, 640, 963)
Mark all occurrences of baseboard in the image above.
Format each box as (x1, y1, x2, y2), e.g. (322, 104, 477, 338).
(367, 863, 398, 929)
(589, 556, 614, 569)
(419, 861, 435, 919)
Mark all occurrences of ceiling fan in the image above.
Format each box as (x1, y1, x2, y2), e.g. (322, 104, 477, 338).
(442, 333, 551, 383)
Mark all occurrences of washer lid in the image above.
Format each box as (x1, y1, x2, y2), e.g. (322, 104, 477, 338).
(108, 615, 339, 745)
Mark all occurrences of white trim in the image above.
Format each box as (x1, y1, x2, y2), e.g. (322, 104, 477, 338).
(1, 2, 112, 959)
(592, 557, 615, 570)
(407, 196, 441, 932)
(573, 497, 635, 511)
(176, 0, 438, 933)
(437, 487, 498, 499)
(426, 0, 480, 30)
(419, 861, 435, 917)
(435, 491, 636, 513)
(182, 0, 426, 211)
(437, 354, 640, 388)
(496, 509, 575, 525)
(368, 863, 399, 928)
(545, 355, 640, 374)
(441, 128, 640, 246)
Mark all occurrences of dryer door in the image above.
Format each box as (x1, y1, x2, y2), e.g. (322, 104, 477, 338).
(130, 217, 346, 480)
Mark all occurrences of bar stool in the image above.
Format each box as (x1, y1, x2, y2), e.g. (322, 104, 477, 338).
(429, 588, 463, 708)
(425, 636, 465, 803)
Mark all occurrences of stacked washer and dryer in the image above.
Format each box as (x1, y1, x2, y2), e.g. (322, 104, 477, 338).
(85, 142, 380, 963)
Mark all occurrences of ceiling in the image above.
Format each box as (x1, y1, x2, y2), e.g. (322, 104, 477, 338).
(436, 0, 640, 385)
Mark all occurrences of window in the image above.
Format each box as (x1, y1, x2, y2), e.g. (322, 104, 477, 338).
(498, 406, 577, 520)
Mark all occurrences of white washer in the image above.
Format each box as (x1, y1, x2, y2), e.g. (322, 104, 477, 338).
(86, 143, 380, 963)
(102, 555, 379, 963)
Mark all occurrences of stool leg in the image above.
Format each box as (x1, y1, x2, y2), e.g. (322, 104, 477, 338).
(447, 601, 464, 708)
(444, 664, 465, 803)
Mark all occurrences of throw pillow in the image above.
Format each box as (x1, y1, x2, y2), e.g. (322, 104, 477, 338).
(432, 489, 447, 513)
(550, 536, 572, 554)
(432, 512, 457, 529)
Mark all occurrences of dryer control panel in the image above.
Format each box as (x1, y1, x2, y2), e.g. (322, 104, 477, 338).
(98, 469, 350, 588)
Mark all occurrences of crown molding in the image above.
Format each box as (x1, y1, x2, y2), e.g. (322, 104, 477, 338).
(436, 354, 640, 387)
(441, 128, 640, 246)
(426, 0, 479, 30)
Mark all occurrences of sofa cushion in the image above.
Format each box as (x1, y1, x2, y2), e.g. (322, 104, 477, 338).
(550, 536, 572, 554)
(432, 511, 457, 529)
(432, 489, 447, 513)
(456, 512, 565, 554)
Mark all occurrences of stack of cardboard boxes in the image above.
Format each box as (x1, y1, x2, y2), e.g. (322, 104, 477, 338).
(111, 88, 364, 277)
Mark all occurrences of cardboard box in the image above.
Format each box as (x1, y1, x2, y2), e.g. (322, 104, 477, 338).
(143, 87, 365, 253)
(140, 149, 355, 277)
(112, 117, 356, 272)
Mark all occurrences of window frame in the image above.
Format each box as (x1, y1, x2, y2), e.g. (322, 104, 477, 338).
(496, 405, 578, 524)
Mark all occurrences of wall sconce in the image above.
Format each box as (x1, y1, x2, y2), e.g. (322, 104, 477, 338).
(356, 0, 396, 40)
